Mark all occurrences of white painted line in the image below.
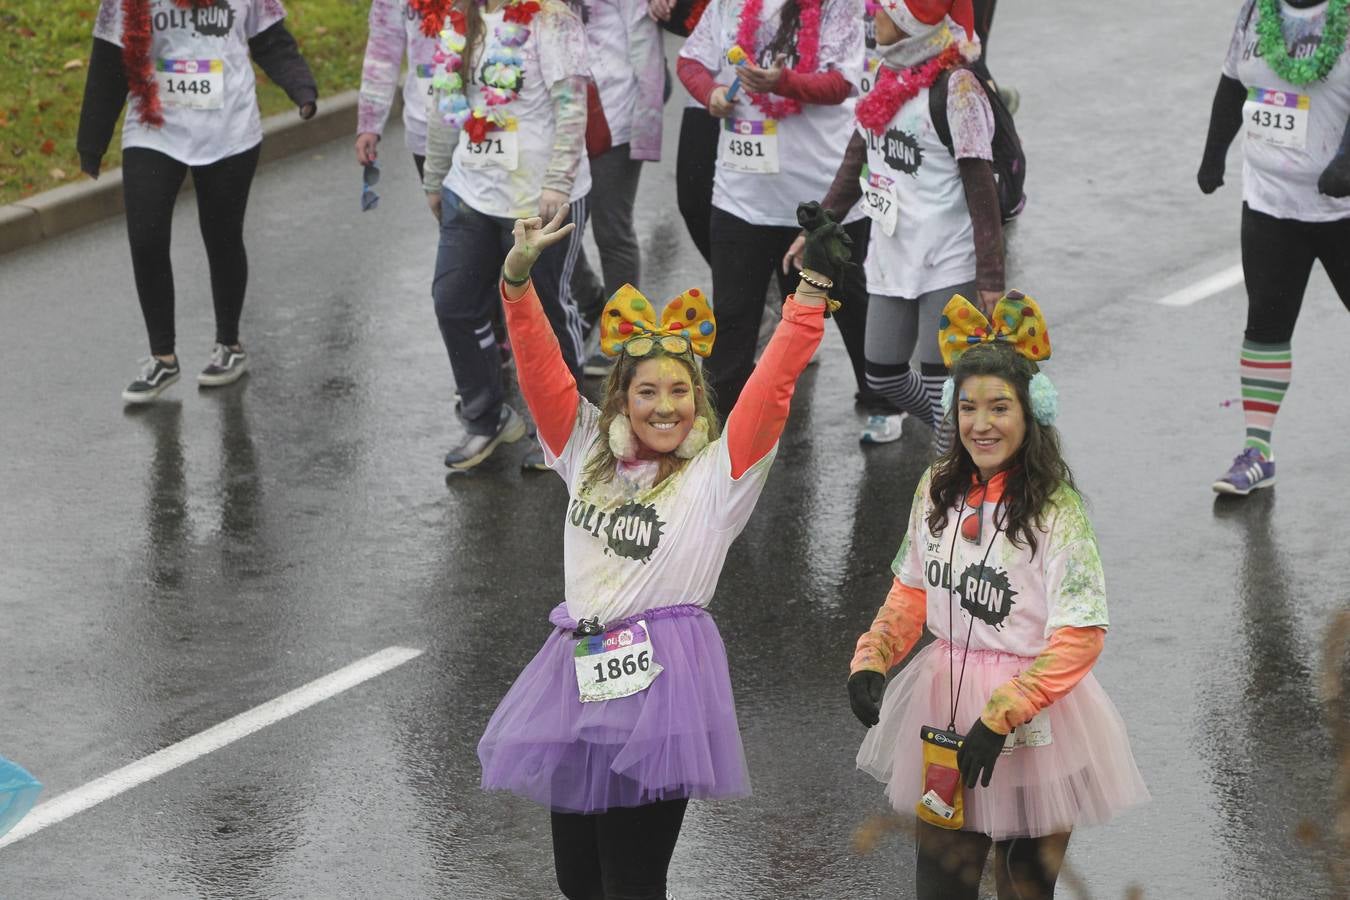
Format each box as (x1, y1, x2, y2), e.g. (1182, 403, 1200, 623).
(1156, 263, 1245, 307)
(0, 645, 423, 849)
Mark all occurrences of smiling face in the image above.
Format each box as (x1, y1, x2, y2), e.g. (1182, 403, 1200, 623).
(623, 357, 699, 457)
(958, 375, 1027, 481)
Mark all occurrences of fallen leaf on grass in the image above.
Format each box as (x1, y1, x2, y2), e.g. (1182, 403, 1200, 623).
(313, 26, 329, 35)
(39, 139, 55, 155)
(49, 168, 66, 180)
(17, 26, 35, 38)
(63, 59, 84, 71)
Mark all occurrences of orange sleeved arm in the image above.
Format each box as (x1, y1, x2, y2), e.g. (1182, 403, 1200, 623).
(979, 626, 1106, 735)
(850, 578, 928, 675)
(501, 280, 581, 457)
(725, 296, 825, 478)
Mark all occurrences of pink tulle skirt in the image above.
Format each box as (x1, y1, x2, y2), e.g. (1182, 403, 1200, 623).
(478, 603, 749, 813)
(856, 640, 1149, 840)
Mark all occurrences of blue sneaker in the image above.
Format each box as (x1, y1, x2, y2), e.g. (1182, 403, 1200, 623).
(1212, 447, 1276, 496)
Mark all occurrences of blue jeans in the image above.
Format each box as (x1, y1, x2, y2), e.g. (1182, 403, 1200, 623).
(431, 188, 588, 435)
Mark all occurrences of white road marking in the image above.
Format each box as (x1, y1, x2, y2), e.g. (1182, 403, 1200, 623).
(1156, 263, 1245, 307)
(0, 645, 424, 849)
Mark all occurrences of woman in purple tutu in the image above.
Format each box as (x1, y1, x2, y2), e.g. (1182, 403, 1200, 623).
(847, 293, 1148, 899)
(479, 201, 851, 898)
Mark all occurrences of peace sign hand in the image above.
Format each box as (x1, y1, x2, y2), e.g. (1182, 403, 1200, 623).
(503, 204, 576, 283)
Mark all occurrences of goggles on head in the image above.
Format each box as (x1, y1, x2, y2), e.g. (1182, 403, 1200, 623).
(622, 333, 694, 359)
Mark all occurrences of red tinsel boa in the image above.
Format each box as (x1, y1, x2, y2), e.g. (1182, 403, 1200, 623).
(733, 0, 823, 120)
(123, 0, 208, 127)
(410, 0, 458, 37)
(683, 0, 710, 34)
(854, 45, 963, 135)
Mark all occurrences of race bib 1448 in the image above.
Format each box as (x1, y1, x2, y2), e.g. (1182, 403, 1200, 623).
(156, 59, 224, 110)
(1243, 86, 1310, 150)
(573, 620, 662, 703)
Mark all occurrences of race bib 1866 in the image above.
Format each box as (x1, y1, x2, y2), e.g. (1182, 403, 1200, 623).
(457, 119, 520, 170)
(573, 620, 662, 703)
(156, 59, 224, 110)
(859, 164, 898, 237)
(1244, 86, 1310, 150)
(718, 118, 780, 174)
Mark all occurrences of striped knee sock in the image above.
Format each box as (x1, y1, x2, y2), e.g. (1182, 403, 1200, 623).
(1240, 339, 1292, 460)
(920, 367, 952, 456)
(865, 361, 934, 426)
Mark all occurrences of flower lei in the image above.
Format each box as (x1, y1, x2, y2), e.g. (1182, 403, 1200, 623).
(854, 43, 971, 135)
(734, 0, 824, 119)
(121, 0, 212, 127)
(1255, 0, 1349, 86)
(433, 0, 540, 141)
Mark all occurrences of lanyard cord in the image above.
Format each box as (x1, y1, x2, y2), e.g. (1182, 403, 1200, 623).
(946, 490, 1007, 732)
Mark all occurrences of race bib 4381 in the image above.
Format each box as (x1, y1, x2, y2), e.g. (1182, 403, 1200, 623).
(718, 118, 780, 174)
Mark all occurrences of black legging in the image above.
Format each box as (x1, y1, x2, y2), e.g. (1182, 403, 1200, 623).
(121, 144, 261, 357)
(1240, 203, 1350, 344)
(550, 798, 688, 900)
(676, 107, 719, 266)
(916, 820, 1070, 900)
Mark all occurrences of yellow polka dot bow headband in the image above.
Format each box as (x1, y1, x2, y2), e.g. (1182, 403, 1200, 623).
(599, 284, 717, 358)
(937, 290, 1051, 368)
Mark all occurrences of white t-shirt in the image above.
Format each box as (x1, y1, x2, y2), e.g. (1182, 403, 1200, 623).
(859, 67, 992, 298)
(398, 2, 442, 153)
(581, 0, 655, 147)
(1223, 0, 1350, 222)
(443, 5, 593, 218)
(680, 0, 867, 227)
(95, 0, 286, 166)
(544, 401, 775, 625)
(893, 470, 1110, 658)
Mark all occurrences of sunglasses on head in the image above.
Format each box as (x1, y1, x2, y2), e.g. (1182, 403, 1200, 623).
(623, 333, 692, 358)
(361, 163, 381, 212)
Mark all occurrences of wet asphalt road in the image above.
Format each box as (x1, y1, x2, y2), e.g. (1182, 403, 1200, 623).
(1, 1, 1347, 897)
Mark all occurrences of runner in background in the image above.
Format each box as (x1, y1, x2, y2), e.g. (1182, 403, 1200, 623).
(422, 0, 592, 472)
(356, 0, 442, 178)
(1198, 0, 1350, 496)
(788, 0, 1002, 455)
(678, 0, 870, 411)
(77, 0, 317, 404)
(572, 0, 667, 376)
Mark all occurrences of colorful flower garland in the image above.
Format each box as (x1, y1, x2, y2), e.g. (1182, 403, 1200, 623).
(1256, 0, 1349, 86)
(733, 0, 823, 119)
(433, 0, 539, 141)
(122, 0, 212, 126)
(854, 43, 971, 135)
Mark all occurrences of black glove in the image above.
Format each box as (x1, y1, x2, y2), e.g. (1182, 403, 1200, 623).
(847, 670, 885, 728)
(956, 718, 1006, 788)
(796, 201, 853, 285)
(1196, 162, 1224, 195)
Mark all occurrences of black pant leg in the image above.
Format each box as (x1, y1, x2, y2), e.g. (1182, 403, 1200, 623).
(676, 107, 719, 266)
(413, 153, 425, 181)
(707, 207, 782, 411)
(830, 218, 873, 398)
(551, 811, 604, 900)
(991, 832, 1070, 900)
(915, 819, 991, 900)
(191, 144, 261, 348)
(122, 148, 190, 357)
(1313, 214, 1350, 313)
(594, 798, 689, 900)
(522, 197, 589, 378)
(1240, 203, 1318, 344)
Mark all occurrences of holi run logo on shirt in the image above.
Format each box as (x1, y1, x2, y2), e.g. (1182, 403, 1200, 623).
(869, 128, 923, 176)
(568, 498, 666, 562)
(955, 563, 1017, 629)
(152, 0, 236, 36)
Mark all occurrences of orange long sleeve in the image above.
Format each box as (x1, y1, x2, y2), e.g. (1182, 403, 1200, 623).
(851, 578, 928, 675)
(500, 280, 580, 457)
(980, 626, 1106, 735)
(725, 296, 825, 478)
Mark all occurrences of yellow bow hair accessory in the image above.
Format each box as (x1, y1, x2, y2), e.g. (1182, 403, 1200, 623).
(599, 284, 717, 358)
(937, 290, 1051, 369)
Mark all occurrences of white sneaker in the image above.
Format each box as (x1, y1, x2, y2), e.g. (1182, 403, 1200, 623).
(860, 413, 906, 444)
(198, 343, 248, 387)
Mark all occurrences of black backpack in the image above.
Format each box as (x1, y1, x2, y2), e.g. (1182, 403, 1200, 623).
(929, 66, 1027, 222)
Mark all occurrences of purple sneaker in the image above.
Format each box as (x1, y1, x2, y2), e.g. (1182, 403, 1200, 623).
(1212, 447, 1276, 496)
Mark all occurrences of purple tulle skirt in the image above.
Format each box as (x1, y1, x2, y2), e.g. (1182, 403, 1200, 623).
(478, 603, 750, 813)
(857, 640, 1150, 840)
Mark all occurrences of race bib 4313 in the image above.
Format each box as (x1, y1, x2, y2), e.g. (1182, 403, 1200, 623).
(156, 59, 224, 110)
(1244, 86, 1310, 150)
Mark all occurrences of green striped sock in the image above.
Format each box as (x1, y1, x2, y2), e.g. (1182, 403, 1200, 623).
(1239, 340, 1292, 460)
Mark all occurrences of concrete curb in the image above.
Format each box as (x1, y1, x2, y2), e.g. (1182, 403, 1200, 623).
(0, 88, 364, 257)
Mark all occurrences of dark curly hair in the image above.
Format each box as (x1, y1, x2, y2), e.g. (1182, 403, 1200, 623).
(925, 342, 1076, 557)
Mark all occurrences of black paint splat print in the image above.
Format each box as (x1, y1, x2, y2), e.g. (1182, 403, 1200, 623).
(956, 563, 1017, 628)
(567, 498, 666, 562)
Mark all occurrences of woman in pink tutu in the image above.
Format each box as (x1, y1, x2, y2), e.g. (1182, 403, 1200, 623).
(479, 201, 851, 899)
(848, 292, 1148, 899)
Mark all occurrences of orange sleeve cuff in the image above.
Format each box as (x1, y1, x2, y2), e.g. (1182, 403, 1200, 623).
(851, 578, 927, 675)
(501, 279, 580, 457)
(980, 626, 1105, 735)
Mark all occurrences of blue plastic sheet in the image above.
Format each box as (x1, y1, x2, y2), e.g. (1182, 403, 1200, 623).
(0, 756, 41, 840)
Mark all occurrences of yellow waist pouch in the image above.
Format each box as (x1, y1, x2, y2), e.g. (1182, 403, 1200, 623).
(915, 726, 965, 830)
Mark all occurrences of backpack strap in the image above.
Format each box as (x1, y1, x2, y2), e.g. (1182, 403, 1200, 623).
(929, 66, 957, 157)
